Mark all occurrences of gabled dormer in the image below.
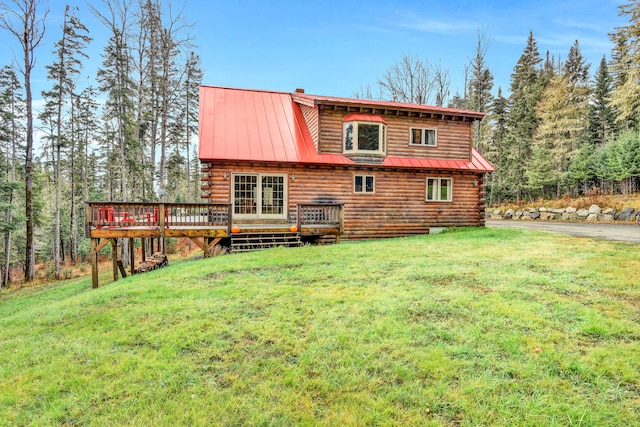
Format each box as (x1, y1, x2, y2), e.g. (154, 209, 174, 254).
(292, 92, 484, 164)
(342, 113, 387, 164)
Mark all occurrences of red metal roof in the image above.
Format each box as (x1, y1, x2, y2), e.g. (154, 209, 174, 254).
(199, 86, 352, 165)
(382, 148, 494, 172)
(198, 85, 494, 172)
(342, 113, 387, 124)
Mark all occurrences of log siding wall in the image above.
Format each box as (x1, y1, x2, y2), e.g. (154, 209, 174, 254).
(299, 104, 319, 150)
(318, 109, 473, 160)
(201, 162, 486, 239)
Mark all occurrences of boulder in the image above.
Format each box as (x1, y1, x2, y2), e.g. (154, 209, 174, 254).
(566, 206, 577, 213)
(599, 214, 614, 221)
(530, 211, 541, 220)
(522, 211, 532, 219)
(588, 204, 602, 215)
(539, 207, 547, 212)
(614, 208, 637, 221)
(602, 208, 616, 215)
(504, 209, 514, 219)
(561, 212, 577, 221)
(527, 208, 538, 213)
(540, 212, 557, 221)
(552, 208, 565, 214)
(514, 210, 523, 219)
(577, 209, 590, 218)
(586, 213, 598, 221)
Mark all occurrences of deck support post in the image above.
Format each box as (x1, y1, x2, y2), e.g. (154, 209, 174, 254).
(189, 237, 207, 256)
(129, 238, 135, 275)
(189, 236, 222, 258)
(85, 201, 232, 289)
(91, 238, 99, 289)
(337, 205, 344, 243)
(207, 237, 222, 257)
(111, 238, 118, 282)
(159, 203, 165, 254)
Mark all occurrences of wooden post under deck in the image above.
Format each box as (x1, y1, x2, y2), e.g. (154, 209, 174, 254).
(129, 238, 134, 275)
(91, 238, 98, 289)
(85, 202, 239, 289)
(159, 203, 165, 254)
(111, 239, 118, 282)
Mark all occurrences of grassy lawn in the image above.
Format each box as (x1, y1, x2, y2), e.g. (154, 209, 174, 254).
(1, 227, 639, 426)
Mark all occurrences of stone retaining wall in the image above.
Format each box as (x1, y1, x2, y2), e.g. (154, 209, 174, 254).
(486, 205, 639, 222)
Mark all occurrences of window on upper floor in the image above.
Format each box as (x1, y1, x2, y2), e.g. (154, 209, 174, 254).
(426, 177, 452, 202)
(411, 128, 437, 146)
(354, 174, 375, 194)
(343, 121, 386, 155)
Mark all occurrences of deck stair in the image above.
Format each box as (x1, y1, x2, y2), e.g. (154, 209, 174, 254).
(231, 232, 302, 253)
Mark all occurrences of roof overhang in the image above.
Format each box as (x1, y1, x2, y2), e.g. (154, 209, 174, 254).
(292, 93, 485, 122)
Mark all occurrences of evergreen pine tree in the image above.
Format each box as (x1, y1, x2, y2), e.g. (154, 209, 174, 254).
(587, 56, 617, 145)
(468, 30, 494, 153)
(0, 0, 49, 282)
(609, 0, 640, 128)
(183, 52, 202, 202)
(485, 87, 509, 205)
(40, 4, 90, 278)
(0, 64, 24, 288)
(533, 40, 590, 197)
(504, 30, 544, 201)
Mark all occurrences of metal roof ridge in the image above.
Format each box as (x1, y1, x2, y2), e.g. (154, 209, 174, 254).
(202, 86, 484, 119)
(294, 95, 485, 118)
(201, 85, 293, 97)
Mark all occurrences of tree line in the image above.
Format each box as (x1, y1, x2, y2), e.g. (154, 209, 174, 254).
(0, 0, 202, 286)
(357, 1, 640, 207)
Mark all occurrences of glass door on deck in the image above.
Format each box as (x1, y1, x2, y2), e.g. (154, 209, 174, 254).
(233, 173, 287, 219)
(233, 174, 257, 215)
(261, 175, 285, 217)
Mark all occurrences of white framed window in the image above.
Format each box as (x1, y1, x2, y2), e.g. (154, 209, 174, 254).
(410, 128, 437, 146)
(232, 173, 287, 219)
(344, 121, 386, 154)
(426, 178, 452, 201)
(354, 175, 375, 194)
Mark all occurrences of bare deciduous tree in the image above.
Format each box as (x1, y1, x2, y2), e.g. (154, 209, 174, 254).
(432, 61, 450, 107)
(377, 53, 435, 104)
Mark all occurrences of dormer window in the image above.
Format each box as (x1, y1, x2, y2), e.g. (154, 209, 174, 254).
(343, 114, 386, 155)
(411, 128, 437, 146)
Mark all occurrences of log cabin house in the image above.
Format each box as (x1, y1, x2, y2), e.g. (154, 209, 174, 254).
(84, 85, 494, 288)
(198, 85, 494, 245)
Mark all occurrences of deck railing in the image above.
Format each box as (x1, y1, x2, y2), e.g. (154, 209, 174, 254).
(297, 204, 343, 231)
(86, 202, 343, 236)
(85, 202, 232, 234)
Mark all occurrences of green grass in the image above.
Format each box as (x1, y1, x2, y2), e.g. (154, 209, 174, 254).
(1, 227, 639, 426)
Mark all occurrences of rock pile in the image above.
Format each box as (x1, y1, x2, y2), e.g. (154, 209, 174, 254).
(487, 204, 639, 222)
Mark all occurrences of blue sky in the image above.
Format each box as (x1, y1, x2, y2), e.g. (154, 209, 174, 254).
(0, 0, 628, 105)
(185, 0, 626, 97)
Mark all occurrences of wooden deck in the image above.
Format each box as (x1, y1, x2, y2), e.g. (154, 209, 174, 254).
(85, 202, 343, 288)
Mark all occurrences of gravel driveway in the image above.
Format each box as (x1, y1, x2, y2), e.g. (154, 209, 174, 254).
(486, 219, 640, 244)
